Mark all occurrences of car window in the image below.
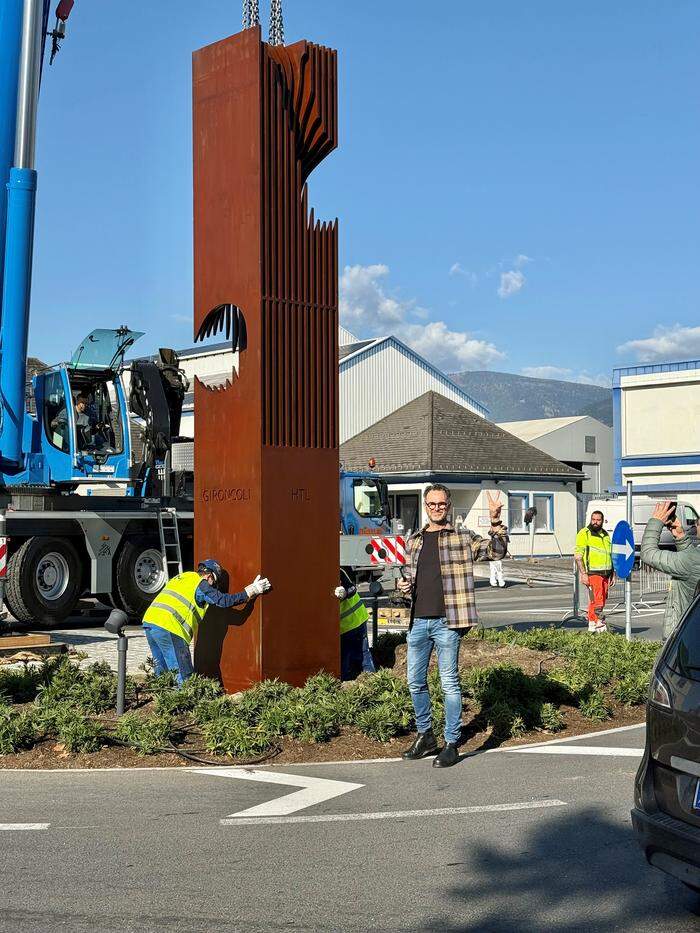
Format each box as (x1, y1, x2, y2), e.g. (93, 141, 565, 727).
(666, 599, 700, 682)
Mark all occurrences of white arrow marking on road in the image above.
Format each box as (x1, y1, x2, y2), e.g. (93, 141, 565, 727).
(0, 823, 50, 830)
(612, 540, 634, 561)
(505, 745, 642, 757)
(195, 768, 364, 820)
(220, 799, 567, 826)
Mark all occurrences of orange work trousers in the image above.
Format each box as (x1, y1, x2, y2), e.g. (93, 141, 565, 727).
(587, 573, 611, 622)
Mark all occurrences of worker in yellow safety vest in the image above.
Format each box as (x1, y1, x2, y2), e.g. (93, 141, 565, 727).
(142, 559, 272, 684)
(575, 511, 615, 633)
(335, 569, 376, 680)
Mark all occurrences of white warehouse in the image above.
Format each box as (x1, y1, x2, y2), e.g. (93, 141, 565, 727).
(171, 327, 487, 443)
(497, 415, 613, 494)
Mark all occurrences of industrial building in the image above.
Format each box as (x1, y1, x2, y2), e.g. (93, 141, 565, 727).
(497, 415, 613, 494)
(613, 359, 700, 509)
(174, 329, 487, 443)
(340, 391, 583, 556)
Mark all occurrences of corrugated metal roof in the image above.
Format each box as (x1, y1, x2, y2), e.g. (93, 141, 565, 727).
(340, 392, 583, 478)
(339, 339, 378, 361)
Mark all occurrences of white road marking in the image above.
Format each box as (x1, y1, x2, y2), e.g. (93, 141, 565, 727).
(506, 745, 643, 757)
(0, 724, 647, 773)
(0, 823, 49, 830)
(221, 799, 567, 826)
(195, 767, 364, 818)
(504, 721, 645, 750)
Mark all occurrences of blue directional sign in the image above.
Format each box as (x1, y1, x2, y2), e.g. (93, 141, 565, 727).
(611, 520, 635, 579)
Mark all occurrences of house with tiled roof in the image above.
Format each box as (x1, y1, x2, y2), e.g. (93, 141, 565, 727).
(340, 391, 584, 556)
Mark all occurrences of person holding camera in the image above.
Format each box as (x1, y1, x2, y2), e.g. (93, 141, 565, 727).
(641, 501, 700, 640)
(397, 485, 508, 768)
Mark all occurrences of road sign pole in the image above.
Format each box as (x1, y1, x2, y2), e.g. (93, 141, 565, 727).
(625, 481, 632, 641)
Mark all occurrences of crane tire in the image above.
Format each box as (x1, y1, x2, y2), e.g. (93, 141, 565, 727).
(5, 537, 82, 626)
(115, 537, 167, 619)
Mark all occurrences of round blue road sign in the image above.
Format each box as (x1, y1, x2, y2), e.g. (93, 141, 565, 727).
(611, 520, 635, 579)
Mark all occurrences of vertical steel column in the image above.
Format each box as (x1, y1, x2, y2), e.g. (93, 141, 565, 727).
(0, 0, 44, 466)
(625, 480, 632, 642)
(0, 0, 24, 307)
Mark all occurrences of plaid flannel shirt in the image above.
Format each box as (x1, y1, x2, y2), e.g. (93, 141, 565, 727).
(407, 521, 508, 630)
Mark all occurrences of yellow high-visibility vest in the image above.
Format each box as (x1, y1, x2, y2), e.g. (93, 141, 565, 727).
(142, 571, 209, 644)
(339, 591, 368, 635)
(575, 528, 613, 573)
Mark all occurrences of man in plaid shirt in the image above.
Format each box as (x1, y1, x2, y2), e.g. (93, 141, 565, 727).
(398, 485, 508, 768)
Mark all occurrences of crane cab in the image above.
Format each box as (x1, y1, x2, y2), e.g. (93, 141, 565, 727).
(14, 327, 143, 489)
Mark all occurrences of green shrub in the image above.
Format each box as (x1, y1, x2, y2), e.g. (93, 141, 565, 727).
(34, 658, 118, 715)
(539, 703, 565, 732)
(0, 665, 42, 703)
(54, 710, 107, 754)
(153, 674, 222, 716)
(0, 704, 37, 754)
(230, 678, 293, 724)
(201, 716, 274, 758)
(579, 690, 612, 722)
(115, 713, 174, 755)
(354, 704, 410, 742)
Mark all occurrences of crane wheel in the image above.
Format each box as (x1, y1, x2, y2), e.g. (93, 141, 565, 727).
(5, 537, 82, 626)
(115, 537, 167, 619)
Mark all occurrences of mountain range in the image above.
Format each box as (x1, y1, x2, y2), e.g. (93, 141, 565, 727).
(448, 370, 613, 426)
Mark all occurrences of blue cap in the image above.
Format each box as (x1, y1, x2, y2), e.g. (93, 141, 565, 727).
(198, 559, 222, 582)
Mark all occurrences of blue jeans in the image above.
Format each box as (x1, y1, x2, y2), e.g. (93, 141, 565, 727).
(143, 623, 194, 686)
(341, 622, 376, 680)
(406, 616, 462, 744)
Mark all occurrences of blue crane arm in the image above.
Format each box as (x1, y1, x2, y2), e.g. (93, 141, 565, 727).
(0, 0, 52, 469)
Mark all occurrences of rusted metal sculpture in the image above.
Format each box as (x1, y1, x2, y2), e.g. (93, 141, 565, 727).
(192, 26, 340, 691)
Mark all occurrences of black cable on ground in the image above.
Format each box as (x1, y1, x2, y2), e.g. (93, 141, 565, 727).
(107, 735, 282, 767)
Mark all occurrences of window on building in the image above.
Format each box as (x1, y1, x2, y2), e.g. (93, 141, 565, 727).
(533, 494, 554, 532)
(507, 493, 529, 532)
(508, 492, 555, 532)
(585, 435, 596, 454)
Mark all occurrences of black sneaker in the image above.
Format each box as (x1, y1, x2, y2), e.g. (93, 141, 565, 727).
(432, 742, 460, 768)
(402, 729, 438, 760)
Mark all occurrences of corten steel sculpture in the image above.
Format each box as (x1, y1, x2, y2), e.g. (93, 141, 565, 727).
(192, 26, 340, 691)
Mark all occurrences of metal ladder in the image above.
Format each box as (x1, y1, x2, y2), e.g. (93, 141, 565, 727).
(157, 508, 183, 579)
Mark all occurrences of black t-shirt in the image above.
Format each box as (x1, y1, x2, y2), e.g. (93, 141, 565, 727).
(413, 530, 446, 618)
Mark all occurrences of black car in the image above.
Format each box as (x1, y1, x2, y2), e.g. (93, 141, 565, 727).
(632, 597, 700, 893)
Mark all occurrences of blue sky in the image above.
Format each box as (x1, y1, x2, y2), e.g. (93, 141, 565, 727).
(26, 1, 700, 384)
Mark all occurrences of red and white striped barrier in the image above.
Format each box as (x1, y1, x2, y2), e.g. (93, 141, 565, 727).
(369, 535, 406, 565)
(0, 538, 7, 579)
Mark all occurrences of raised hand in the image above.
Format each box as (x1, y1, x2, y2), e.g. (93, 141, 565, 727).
(652, 500, 676, 525)
(486, 490, 503, 522)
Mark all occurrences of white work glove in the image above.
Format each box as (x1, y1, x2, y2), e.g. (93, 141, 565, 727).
(245, 574, 271, 598)
(334, 586, 347, 599)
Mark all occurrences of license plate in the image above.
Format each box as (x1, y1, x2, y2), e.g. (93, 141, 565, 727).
(92, 465, 115, 474)
(694, 779, 700, 811)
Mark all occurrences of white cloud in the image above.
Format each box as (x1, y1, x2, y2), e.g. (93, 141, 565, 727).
(575, 372, 612, 388)
(521, 365, 610, 387)
(449, 262, 477, 285)
(617, 324, 700, 363)
(340, 263, 504, 372)
(497, 270, 525, 298)
(514, 254, 533, 268)
(522, 365, 572, 380)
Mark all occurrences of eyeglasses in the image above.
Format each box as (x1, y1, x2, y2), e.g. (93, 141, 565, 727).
(426, 501, 448, 510)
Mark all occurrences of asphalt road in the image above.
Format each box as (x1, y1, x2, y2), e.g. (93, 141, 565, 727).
(377, 575, 667, 642)
(0, 724, 697, 932)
